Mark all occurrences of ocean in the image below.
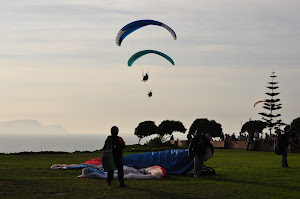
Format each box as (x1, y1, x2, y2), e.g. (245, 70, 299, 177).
(0, 133, 187, 154)
(0, 134, 138, 154)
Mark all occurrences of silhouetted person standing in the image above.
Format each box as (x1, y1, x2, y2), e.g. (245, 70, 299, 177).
(281, 127, 295, 168)
(102, 126, 126, 187)
(188, 130, 209, 177)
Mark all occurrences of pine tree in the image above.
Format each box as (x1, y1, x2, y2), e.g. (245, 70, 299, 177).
(258, 71, 285, 135)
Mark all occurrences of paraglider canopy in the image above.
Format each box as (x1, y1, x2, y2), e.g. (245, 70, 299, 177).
(128, 50, 175, 67)
(254, 100, 269, 107)
(116, 20, 177, 46)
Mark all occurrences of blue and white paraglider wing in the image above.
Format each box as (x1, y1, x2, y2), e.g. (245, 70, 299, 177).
(116, 20, 177, 46)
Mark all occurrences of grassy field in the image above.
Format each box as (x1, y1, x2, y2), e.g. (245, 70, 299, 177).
(0, 149, 299, 199)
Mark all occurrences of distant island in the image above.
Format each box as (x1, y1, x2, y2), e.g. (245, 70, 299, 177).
(0, 120, 70, 135)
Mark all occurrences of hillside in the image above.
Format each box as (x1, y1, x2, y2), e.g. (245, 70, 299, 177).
(0, 120, 70, 135)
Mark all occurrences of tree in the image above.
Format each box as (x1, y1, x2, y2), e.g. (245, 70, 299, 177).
(188, 118, 223, 137)
(241, 120, 267, 135)
(156, 120, 186, 141)
(258, 71, 285, 134)
(134, 121, 157, 144)
(291, 117, 300, 134)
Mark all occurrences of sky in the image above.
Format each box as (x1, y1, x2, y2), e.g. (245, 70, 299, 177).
(0, 0, 299, 136)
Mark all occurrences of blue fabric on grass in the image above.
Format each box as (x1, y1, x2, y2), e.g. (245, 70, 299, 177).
(123, 149, 193, 174)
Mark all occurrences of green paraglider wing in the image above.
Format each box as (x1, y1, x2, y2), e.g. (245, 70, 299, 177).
(128, 50, 175, 67)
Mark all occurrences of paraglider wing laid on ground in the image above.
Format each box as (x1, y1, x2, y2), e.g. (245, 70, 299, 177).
(50, 149, 215, 179)
(116, 19, 177, 46)
(51, 150, 193, 175)
(51, 159, 167, 180)
(123, 149, 193, 174)
(78, 165, 167, 180)
(128, 50, 175, 67)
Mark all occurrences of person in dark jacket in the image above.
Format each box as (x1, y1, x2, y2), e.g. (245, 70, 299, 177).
(289, 126, 299, 152)
(245, 132, 254, 150)
(281, 127, 296, 168)
(188, 129, 209, 177)
(102, 126, 126, 187)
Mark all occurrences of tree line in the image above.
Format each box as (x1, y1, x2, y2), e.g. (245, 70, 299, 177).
(241, 117, 300, 136)
(134, 118, 223, 144)
(134, 117, 300, 143)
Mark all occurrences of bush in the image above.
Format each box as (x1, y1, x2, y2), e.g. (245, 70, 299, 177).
(146, 136, 173, 148)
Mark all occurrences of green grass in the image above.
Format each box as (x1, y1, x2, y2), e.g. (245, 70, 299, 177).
(0, 149, 299, 199)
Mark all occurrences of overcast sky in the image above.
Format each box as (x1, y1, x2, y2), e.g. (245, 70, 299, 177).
(0, 0, 299, 136)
